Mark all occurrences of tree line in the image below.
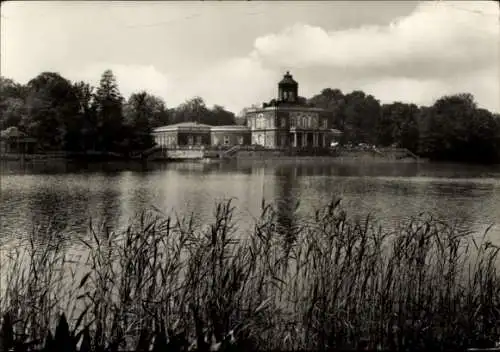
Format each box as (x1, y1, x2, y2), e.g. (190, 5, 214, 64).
(1, 70, 500, 163)
(308, 89, 500, 164)
(0, 70, 236, 154)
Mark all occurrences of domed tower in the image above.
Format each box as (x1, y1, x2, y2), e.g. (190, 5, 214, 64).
(278, 71, 298, 103)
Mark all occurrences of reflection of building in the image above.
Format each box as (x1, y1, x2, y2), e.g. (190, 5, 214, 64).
(152, 72, 342, 149)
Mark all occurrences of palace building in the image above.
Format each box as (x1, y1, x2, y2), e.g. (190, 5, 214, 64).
(152, 72, 342, 149)
(244, 71, 341, 148)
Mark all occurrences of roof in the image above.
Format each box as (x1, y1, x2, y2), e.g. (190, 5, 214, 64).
(1, 126, 26, 139)
(154, 123, 251, 133)
(279, 71, 298, 86)
(245, 106, 327, 113)
(153, 122, 212, 132)
(210, 125, 250, 132)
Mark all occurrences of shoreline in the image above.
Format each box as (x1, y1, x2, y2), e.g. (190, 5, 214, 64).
(5, 152, 499, 167)
(1, 151, 427, 164)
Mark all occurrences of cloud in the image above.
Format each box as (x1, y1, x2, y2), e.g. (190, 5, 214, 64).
(247, 1, 499, 112)
(187, 54, 276, 112)
(67, 63, 172, 100)
(54, 1, 500, 113)
(253, 1, 498, 77)
(64, 58, 276, 113)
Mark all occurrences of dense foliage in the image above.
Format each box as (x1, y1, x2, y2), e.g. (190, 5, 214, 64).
(308, 89, 500, 164)
(0, 72, 236, 155)
(1, 72, 499, 163)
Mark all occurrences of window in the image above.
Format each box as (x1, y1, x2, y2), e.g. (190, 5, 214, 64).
(196, 136, 202, 145)
(281, 117, 286, 128)
(257, 114, 265, 129)
(281, 135, 287, 146)
(258, 134, 264, 145)
(312, 117, 318, 128)
(290, 117, 296, 128)
(238, 136, 244, 145)
(224, 136, 230, 145)
(323, 119, 328, 129)
(187, 136, 194, 145)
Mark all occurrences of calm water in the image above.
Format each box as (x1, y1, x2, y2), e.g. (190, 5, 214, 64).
(1, 159, 500, 248)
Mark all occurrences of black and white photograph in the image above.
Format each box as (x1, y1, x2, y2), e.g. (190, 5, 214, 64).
(0, 1, 499, 351)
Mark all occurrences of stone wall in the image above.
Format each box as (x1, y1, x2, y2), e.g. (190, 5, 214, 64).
(166, 149, 204, 159)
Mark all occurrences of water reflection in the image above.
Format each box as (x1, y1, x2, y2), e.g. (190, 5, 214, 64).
(1, 161, 500, 248)
(273, 166, 300, 249)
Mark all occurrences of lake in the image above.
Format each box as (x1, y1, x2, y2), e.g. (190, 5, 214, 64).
(1, 159, 500, 248)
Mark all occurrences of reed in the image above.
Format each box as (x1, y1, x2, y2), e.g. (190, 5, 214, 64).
(1, 198, 499, 351)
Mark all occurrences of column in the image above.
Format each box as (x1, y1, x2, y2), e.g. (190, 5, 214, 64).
(294, 133, 297, 147)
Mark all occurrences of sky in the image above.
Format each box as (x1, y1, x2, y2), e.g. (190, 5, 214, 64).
(1, 1, 499, 114)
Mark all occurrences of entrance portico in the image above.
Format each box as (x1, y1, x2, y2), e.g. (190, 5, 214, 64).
(290, 129, 342, 148)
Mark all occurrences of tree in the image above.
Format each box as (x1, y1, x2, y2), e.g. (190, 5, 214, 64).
(467, 108, 500, 162)
(24, 72, 80, 150)
(205, 105, 236, 126)
(342, 91, 381, 144)
(308, 88, 346, 130)
(94, 70, 125, 153)
(123, 91, 160, 151)
(377, 102, 420, 152)
(418, 93, 500, 163)
(0, 97, 26, 130)
(144, 95, 170, 128)
(0, 77, 28, 130)
(72, 81, 97, 152)
(172, 96, 208, 124)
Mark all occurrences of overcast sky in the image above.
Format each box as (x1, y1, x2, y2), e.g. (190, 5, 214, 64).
(1, 1, 499, 114)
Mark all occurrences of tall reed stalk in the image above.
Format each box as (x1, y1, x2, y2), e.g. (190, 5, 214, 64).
(1, 198, 499, 351)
